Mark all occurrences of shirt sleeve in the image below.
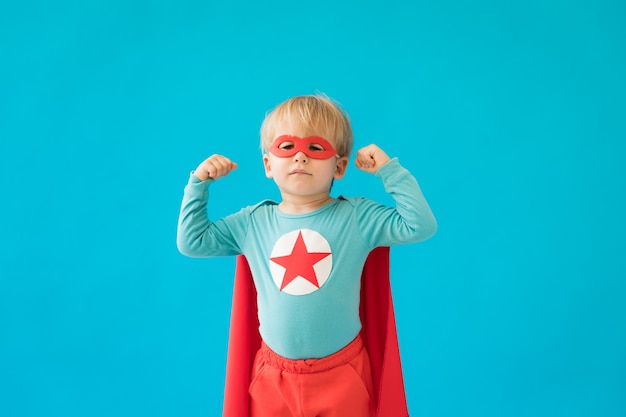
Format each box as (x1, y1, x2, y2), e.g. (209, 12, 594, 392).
(176, 173, 248, 257)
(356, 158, 437, 248)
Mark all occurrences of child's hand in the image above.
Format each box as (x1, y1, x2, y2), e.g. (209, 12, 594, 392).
(355, 144, 391, 174)
(193, 154, 238, 181)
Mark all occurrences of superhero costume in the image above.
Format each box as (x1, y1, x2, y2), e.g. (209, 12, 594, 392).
(223, 246, 410, 417)
(177, 155, 436, 416)
(178, 158, 436, 360)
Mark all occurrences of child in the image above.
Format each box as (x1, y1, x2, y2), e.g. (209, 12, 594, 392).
(177, 94, 437, 417)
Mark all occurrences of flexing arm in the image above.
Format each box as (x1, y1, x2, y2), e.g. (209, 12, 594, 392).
(355, 144, 437, 247)
(176, 154, 244, 257)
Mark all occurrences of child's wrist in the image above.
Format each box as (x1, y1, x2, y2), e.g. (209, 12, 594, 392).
(192, 171, 210, 182)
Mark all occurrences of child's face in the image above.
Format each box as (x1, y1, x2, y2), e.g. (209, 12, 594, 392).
(263, 122, 348, 200)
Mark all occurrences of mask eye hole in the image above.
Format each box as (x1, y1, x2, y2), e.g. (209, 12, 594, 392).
(278, 141, 294, 150)
(307, 143, 325, 152)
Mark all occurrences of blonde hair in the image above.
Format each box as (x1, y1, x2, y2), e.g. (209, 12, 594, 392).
(260, 94, 353, 157)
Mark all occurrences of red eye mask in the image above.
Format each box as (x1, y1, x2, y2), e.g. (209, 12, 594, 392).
(268, 135, 339, 159)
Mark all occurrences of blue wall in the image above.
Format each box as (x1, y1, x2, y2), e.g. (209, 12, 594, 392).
(1, 1, 624, 416)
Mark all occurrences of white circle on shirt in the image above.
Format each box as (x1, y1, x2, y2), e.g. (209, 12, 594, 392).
(268, 228, 333, 296)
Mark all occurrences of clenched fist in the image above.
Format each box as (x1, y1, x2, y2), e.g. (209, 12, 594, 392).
(355, 144, 391, 174)
(193, 154, 238, 181)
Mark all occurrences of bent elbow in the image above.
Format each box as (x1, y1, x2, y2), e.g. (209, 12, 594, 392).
(407, 216, 437, 243)
(176, 238, 191, 257)
(177, 235, 200, 258)
(424, 218, 438, 240)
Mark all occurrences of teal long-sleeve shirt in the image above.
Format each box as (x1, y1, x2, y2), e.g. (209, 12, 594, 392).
(177, 158, 436, 359)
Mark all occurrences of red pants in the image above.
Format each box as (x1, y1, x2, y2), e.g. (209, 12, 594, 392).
(249, 335, 375, 417)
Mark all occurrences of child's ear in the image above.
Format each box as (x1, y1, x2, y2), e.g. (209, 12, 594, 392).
(334, 157, 349, 179)
(263, 154, 273, 178)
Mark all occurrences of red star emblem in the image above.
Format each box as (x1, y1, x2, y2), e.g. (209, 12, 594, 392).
(270, 231, 332, 291)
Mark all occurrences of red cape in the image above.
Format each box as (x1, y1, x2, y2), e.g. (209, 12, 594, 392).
(222, 247, 409, 417)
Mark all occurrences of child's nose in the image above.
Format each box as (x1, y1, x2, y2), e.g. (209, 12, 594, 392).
(294, 151, 308, 162)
